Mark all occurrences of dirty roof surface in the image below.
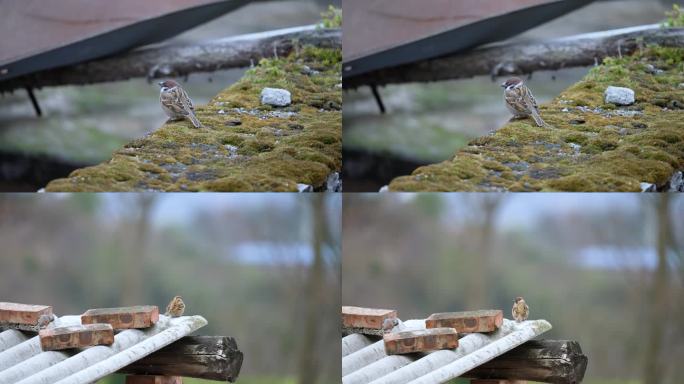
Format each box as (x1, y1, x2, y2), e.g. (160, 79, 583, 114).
(342, 318, 552, 384)
(0, 314, 207, 384)
(342, 0, 594, 77)
(0, 0, 258, 82)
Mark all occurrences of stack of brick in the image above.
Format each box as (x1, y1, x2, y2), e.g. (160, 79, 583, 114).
(341, 305, 505, 355)
(38, 305, 160, 351)
(1, 302, 163, 348)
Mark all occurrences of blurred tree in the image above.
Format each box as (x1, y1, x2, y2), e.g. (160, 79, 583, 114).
(644, 194, 672, 384)
(467, 195, 503, 309)
(121, 195, 156, 305)
(298, 194, 327, 384)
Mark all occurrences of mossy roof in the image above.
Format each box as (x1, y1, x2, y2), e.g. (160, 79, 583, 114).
(45, 46, 342, 192)
(389, 46, 684, 192)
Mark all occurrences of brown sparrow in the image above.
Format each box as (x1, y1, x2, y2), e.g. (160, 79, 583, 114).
(512, 296, 529, 323)
(382, 317, 399, 334)
(502, 77, 546, 127)
(165, 295, 186, 317)
(158, 80, 202, 128)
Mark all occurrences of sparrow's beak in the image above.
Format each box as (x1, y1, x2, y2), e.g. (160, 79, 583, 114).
(500, 83, 506, 88)
(157, 81, 164, 87)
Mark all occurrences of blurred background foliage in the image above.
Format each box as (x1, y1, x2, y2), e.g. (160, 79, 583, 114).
(342, 193, 683, 384)
(0, 193, 341, 384)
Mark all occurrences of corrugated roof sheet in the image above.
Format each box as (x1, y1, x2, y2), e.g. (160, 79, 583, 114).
(342, 318, 551, 384)
(0, 314, 207, 384)
(342, 0, 594, 77)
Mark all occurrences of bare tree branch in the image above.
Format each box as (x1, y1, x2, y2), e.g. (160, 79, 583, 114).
(344, 24, 684, 88)
(0, 25, 341, 92)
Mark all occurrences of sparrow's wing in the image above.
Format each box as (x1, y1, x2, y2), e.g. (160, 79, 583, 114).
(522, 86, 539, 112)
(161, 88, 189, 116)
(178, 87, 195, 112)
(505, 89, 528, 115)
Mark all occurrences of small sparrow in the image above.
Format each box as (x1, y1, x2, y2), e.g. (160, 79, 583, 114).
(501, 77, 546, 127)
(37, 314, 53, 329)
(165, 295, 186, 317)
(382, 317, 399, 334)
(158, 80, 202, 128)
(512, 296, 529, 323)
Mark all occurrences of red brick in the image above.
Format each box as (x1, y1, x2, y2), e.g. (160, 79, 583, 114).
(125, 375, 182, 384)
(39, 324, 114, 350)
(82, 306, 159, 329)
(426, 310, 503, 333)
(384, 327, 458, 355)
(0, 302, 53, 326)
(342, 306, 397, 329)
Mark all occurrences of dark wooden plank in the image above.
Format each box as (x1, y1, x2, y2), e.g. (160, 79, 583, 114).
(119, 336, 243, 382)
(125, 375, 182, 384)
(464, 339, 588, 384)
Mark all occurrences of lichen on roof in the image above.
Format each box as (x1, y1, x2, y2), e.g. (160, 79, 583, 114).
(45, 45, 341, 192)
(389, 46, 684, 192)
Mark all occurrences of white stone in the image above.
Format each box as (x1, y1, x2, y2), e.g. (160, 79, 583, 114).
(260, 87, 291, 107)
(297, 183, 313, 192)
(640, 182, 656, 192)
(604, 86, 635, 105)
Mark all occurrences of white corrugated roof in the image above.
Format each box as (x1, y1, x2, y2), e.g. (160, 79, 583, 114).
(342, 318, 551, 384)
(0, 314, 207, 384)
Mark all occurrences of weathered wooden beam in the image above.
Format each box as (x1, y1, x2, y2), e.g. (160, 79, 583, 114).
(464, 340, 588, 384)
(119, 336, 243, 383)
(344, 24, 684, 88)
(0, 25, 341, 92)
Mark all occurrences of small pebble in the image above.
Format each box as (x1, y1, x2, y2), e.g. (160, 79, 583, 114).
(225, 120, 242, 126)
(644, 64, 663, 75)
(218, 109, 225, 114)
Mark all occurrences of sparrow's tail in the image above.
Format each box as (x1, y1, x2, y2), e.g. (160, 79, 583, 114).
(188, 111, 203, 128)
(531, 110, 546, 127)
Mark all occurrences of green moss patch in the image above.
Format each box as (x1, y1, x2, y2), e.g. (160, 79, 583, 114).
(388, 47, 684, 191)
(45, 46, 342, 192)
